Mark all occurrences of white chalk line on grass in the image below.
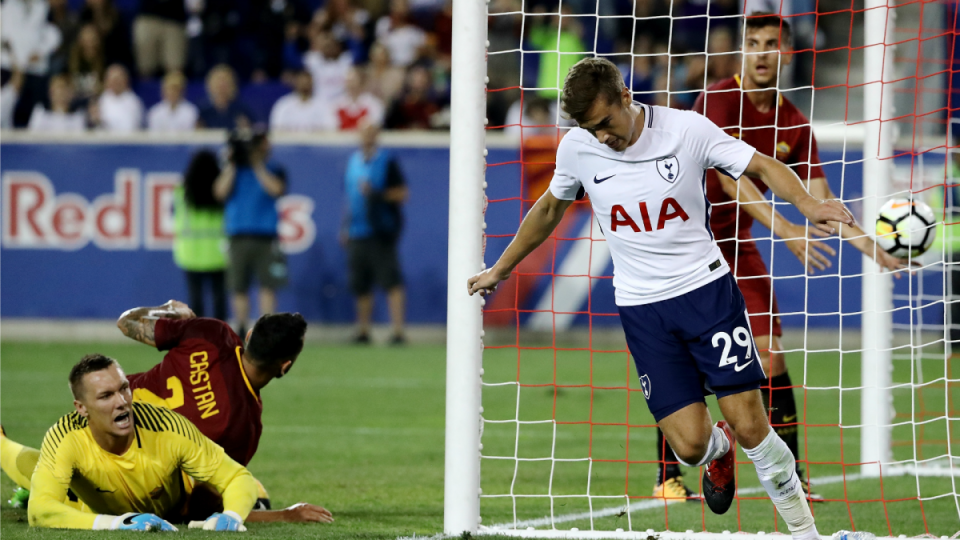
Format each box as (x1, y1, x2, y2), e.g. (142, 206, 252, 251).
(484, 472, 860, 531)
(485, 461, 960, 532)
(395, 464, 960, 540)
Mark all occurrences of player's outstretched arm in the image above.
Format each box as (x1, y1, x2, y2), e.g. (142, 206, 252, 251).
(117, 300, 196, 347)
(806, 177, 909, 276)
(468, 190, 574, 296)
(182, 427, 259, 525)
(246, 503, 335, 523)
(715, 171, 836, 273)
(744, 152, 854, 235)
(29, 461, 99, 529)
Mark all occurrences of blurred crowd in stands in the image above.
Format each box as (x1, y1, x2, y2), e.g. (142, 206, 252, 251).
(0, 0, 815, 134)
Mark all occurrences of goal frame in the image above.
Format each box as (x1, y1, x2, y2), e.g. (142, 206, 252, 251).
(443, 0, 911, 536)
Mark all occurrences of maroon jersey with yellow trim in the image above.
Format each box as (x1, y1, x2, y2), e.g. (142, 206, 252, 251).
(693, 75, 825, 241)
(127, 318, 262, 466)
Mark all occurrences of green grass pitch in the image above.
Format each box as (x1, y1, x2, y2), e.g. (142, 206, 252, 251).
(1, 340, 958, 539)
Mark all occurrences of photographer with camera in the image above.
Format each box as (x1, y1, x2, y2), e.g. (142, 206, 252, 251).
(214, 128, 288, 336)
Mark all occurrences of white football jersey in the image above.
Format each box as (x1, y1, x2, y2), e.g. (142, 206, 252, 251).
(549, 103, 757, 306)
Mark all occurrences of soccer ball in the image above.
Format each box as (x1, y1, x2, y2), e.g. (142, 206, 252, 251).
(875, 198, 937, 258)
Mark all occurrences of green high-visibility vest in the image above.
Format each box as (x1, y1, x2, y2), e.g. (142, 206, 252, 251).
(172, 185, 227, 272)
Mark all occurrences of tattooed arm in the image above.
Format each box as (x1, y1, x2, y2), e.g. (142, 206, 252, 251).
(117, 300, 196, 347)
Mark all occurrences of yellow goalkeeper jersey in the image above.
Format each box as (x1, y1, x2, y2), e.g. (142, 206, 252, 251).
(28, 401, 258, 530)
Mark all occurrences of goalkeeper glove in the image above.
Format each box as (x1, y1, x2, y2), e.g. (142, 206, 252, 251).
(201, 510, 246, 531)
(108, 512, 178, 531)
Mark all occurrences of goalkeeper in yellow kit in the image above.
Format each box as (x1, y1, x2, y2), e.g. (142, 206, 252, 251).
(28, 353, 257, 531)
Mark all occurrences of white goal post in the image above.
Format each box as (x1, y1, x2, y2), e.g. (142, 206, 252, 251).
(443, 0, 487, 534)
(860, 0, 895, 479)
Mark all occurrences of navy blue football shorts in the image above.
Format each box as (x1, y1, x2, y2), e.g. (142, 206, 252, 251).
(618, 272, 767, 422)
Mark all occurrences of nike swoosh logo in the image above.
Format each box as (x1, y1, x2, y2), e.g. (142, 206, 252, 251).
(734, 359, 754, 372)
(783, 414, 797, 423)
(777, 479, 790, 488)
(593, 174, 616, 184)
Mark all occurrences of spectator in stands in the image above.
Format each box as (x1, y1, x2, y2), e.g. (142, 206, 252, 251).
(312, 0, 370, 62)
(631, 0, 671, 47)
(527, 4, 584, 99)
(251, 0, 312, 81)
(342, 122, 407, 344)
(175, 149, 228, 321)
(384, 65, 438, 130)
(213, 128, 288, 336)
(705, 27, 739, 85)
(93, 64, 143, 132)
(184, 0, 205, 77)
(197, 64, 254, 129)
(333, 67, 384, 130)
(364, 42, 405, 105)
(430, 0, 453, 66)
(0, 0, 62, 127)
(147, 70, 199, 132)
(48, 0, 80, 75)
(503, 95, 558, 137)
(618, 38, 657, 104)
(193, 0, 251, 79)
(374, 0, 426, 68)
(279, 20, 307, 82)
(1, 71, 24, 129)
(303, 31, 352, 105)
(270, 68, 332, 132)
(28, 74, 86, 133)
(134, 0, 187, 78)
(80, 0, 133, 69)
(69, 24, 105, 102)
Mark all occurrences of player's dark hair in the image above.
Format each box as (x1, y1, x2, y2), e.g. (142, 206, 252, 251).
(183, 149, 223, 210)
(560, 57, 625, 125)
(69, 354, 118, 399)
(744, 12, 792, 44)
(246, 313, 307, 370)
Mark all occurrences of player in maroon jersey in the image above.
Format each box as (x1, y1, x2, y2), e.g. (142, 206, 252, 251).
(120, 303, 271, 467)
(651, 13, 907, 504)
(115, 299, 333, 523)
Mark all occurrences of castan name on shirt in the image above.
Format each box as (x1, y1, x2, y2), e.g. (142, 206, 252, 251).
(189, 351, 220, 419)
(610, 198, 690, 233)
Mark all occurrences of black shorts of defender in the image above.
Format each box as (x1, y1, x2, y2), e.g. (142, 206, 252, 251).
(619, 272, 767, 422)
(227, 235, 288, 293)
(348, 237, 403, 296)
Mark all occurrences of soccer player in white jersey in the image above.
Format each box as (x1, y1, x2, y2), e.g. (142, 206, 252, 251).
(467, 57, 865, 538)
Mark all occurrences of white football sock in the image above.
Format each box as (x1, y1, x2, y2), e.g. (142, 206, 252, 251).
(675, 425, 730, 468)
(745, 428, 819, 540)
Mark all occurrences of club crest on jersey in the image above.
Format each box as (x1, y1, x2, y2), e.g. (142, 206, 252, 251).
(776, 141, 791, 161)
(639, 374, 652, 399)
(656, 156, 679, 183)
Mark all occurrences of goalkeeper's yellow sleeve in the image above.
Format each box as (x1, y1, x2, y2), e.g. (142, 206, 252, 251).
(28, 423, 97, 530)
(165, 406, 258, 520)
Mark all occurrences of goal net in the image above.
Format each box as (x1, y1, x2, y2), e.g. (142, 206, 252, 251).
(441, 0, 960, 538)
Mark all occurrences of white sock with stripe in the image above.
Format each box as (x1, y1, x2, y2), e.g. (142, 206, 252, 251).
(744, 428, 819, 540)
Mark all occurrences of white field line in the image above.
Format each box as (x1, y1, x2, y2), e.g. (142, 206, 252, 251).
(477, 530, 948, 540)
(484, 462, 960, 532)
(484, 473, 859, 531)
